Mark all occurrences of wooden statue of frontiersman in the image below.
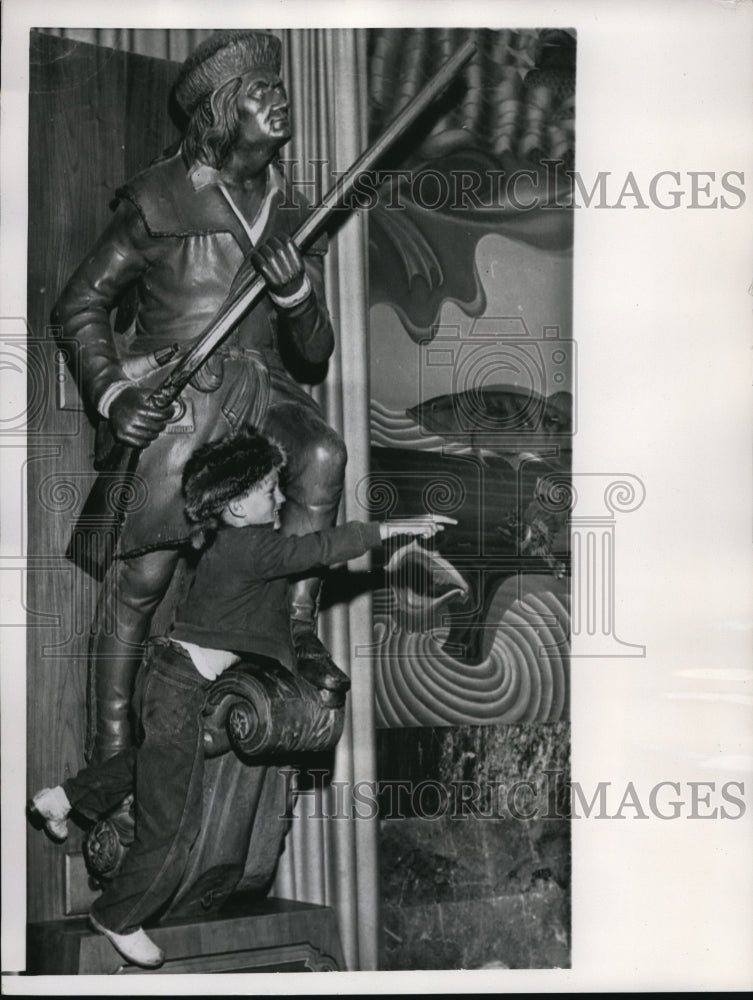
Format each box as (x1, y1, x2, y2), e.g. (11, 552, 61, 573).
(54, 30, 349, 763)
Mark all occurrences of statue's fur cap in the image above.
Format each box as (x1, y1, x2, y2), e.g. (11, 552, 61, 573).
(182, 428, 285, 525)
(175, 30, 282, 114)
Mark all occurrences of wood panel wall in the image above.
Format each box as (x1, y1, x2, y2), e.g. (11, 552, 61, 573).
(26, 31, 180, 924)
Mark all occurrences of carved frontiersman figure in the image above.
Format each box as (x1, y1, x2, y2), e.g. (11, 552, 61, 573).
(54, 31, 349, 762)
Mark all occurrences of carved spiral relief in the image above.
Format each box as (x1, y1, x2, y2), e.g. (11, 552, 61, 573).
(373, 575, 569, 727)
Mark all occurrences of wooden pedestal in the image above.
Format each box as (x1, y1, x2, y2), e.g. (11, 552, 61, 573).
(26, 896, 345, 975)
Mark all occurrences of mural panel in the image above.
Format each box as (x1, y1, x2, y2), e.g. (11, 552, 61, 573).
(366, 28, 575, 728)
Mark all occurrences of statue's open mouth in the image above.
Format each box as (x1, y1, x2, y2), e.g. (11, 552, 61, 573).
(384, 540, 470, 632)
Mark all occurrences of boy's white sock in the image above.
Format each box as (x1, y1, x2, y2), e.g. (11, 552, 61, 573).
(31, 785, 72, 840)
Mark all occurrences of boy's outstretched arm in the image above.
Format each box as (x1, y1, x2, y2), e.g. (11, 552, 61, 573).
(250, 516, 458, 580)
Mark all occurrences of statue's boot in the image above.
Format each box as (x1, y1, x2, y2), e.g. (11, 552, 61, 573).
(85, 648, 140, 881)
(289, 576, 351, 697)
(93, 659, 140, 761)
(87, 549, 180, 763)
(89, 646, 142, 764)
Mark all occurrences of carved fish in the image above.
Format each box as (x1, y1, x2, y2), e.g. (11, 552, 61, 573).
(407, 385, 572, 468)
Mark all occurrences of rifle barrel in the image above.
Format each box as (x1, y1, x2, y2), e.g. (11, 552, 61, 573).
(296, 38, 477, 246)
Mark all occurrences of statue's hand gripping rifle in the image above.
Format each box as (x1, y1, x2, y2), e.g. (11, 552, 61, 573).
(67, 40, 477, 580)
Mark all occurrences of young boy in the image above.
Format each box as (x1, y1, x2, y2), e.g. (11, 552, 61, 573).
(30, 428, 454, 969)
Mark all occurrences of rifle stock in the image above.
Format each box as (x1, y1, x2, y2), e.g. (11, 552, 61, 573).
(67, 40, 477, 578)
(65, 443, 141, 581)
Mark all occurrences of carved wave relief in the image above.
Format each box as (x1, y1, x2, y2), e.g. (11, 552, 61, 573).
(372, 572, 569, 728)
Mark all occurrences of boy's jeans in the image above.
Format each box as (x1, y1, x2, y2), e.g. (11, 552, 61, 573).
(63, 638, 211, 933)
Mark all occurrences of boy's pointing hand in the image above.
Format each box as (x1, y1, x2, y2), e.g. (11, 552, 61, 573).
(379, 514, 457, 541)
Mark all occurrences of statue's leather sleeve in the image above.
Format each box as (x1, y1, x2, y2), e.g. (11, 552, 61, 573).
(51, 201, 168, 411)
(273, 247, 335, 366)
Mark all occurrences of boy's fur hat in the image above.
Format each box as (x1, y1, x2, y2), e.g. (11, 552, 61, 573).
(182, 428, 285, 527)
(175, 30, 282, 115)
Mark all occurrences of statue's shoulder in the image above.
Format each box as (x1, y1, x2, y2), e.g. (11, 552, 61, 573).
(115, 150, 213, 237)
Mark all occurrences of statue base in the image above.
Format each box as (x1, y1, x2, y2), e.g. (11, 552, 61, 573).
(26, 895, 345, 975)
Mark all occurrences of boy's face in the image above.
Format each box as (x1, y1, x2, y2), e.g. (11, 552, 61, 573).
(226, 469, 285, 529)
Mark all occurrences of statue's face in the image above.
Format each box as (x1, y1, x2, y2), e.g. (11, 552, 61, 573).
(234, 68, 291, 152)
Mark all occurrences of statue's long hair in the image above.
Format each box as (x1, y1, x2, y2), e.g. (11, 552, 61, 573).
(183, 76, 243, 169)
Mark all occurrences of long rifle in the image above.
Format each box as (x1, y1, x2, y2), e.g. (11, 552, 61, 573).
(67, 39, 477, 580)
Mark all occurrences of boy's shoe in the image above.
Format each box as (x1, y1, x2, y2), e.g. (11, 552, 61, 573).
(29, 786, 71, 841)
(89, 913, 165, 969)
